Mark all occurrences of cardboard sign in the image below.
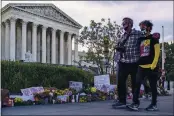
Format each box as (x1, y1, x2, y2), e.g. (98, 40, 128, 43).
(109, 85, 117, 91)
(30, 87, 38, 94)
(21, 86, 44, 96)
(69, 81, 83, 92)
(36, 87, 44, 93)
(94, 74, 110, 92)
(57, 95, 68, 102)
(21, 88, 32, 96)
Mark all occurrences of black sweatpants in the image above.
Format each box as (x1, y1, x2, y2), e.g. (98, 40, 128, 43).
(117, 62, 138, 103)
(133, 66, 158, 105)
(143, 77, 151, 94)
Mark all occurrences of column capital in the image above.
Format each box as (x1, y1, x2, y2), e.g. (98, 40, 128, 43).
(42, 25, 47, 30)
(5, 20, 9, 25)
(22, 19, 29, 24)
(51, 28, 57, 32)
(9, 17, 17, 22)
(60, 30, 65, 34)
(32, 23, 38, 28)
(68, 32, 73, 36)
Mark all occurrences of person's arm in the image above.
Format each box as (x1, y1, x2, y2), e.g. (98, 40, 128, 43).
(151, 33, 160, 70)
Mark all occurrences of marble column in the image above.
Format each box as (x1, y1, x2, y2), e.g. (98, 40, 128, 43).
(51, 28, 56, 64)
(21, 20, 27, 61)
(9, 17, 16, 61)
(74, 35, 79, 63)
(27, 24, 32, 53)
(37, 28, 41, 62)
(1, 23, 5, 60)
(67, 32, 72, 65)
(46, 30, 51, 63)
(42, 26, 47, 63)
(16, 22, 22, 60)
(60, 31, 65, 64)
(5, 21, 10, 60)
(32, 23, 37, 62)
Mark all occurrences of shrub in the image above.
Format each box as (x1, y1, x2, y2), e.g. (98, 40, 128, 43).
(1, 61, 94, 93)
(166, 72, 174, 81)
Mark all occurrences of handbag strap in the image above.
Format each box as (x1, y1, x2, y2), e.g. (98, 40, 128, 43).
(121, 33, 130, 46)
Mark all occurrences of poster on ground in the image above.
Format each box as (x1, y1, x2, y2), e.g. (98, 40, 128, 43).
(69, 81, 83, 92)
(94, 74, 110, 92)
(21, 86, 44, 96)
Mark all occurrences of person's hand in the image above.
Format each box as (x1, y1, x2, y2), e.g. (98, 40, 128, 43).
(150, 61, 157, 70)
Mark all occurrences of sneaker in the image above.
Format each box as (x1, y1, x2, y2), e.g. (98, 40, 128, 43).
(113, 99, 119, 103)
(148, 95, 152, 100)
(112, 101, 126, 108)
(145, 104, 158, 111)
(127, 103, 139, 111)
(145, 94, 149, 99)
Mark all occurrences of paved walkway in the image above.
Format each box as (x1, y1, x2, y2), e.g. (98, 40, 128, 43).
(2, 94, 174, 115)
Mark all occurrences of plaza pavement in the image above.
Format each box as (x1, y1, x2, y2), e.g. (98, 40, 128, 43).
(2, 94, 174, 115)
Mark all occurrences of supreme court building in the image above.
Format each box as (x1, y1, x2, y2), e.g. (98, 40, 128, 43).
(1, 3, 82, 65)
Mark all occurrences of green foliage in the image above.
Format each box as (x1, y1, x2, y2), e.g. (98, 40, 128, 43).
(159, 42, 174, 81)
(78, 18, 123, 74)
(1, 61, 94, 93)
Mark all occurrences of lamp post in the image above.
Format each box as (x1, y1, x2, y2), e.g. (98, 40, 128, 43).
(103, 37, 110, 74)
(162, 26, 165, 74)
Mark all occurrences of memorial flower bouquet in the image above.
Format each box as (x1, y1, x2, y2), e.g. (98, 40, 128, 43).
(33, 93, 42, 101)
(69, 88, 77, 95)
(79, 96, 87, 103)
(97, 90, 107, 101)
(14, 97, 23, 103)
(90, 87, 97, 93)
(14, 97, 24, 106)
(55, 89, 65, 96)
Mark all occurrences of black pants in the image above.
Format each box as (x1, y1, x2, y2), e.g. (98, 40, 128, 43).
(117, 62, 138, 103)
(143, 77, 151, 94)
(133, 66, 158, 105)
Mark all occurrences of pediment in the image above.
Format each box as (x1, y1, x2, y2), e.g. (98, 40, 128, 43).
(5, 3, 82, 29)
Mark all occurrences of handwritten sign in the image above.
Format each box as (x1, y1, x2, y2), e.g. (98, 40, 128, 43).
(57, 95, 68, 102)
(21, 88, 32, 96)
(36, 87, 44, 93)
(94, 74, 110, 92)
(30, 87, 38, 94)
(69, 81, 83, 92)
(109, 85, 117, 91)
(21, 86, 44, 96)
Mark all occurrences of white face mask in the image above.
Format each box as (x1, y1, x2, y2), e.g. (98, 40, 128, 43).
(141, 28, 147, 35)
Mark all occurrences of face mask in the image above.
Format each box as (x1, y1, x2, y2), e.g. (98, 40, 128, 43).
(140, 24, 148, 35)
(141, 28, 147, 35)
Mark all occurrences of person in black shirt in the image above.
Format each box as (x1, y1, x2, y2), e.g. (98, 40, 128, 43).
(127, 20, 160, 111)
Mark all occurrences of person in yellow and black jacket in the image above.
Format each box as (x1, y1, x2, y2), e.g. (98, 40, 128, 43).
(127, 20, 160, 111)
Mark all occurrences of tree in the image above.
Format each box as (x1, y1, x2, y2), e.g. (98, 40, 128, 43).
(159, 42, 174, 81)
(78, 18, 123, 74)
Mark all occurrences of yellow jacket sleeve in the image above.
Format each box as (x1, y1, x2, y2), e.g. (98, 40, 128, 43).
(151, 43, 160, 70)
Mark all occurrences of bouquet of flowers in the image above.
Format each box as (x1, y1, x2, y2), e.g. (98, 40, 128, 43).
(14, 97, 24, 106)
(79, 96, 87, 103)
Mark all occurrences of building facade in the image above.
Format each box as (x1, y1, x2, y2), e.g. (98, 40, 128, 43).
(1, 3, 82, 65)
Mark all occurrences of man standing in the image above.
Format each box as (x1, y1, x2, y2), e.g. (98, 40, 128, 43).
(113, 17, 142, 108)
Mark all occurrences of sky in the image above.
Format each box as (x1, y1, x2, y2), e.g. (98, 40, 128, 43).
(1, 1, 174, 51)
